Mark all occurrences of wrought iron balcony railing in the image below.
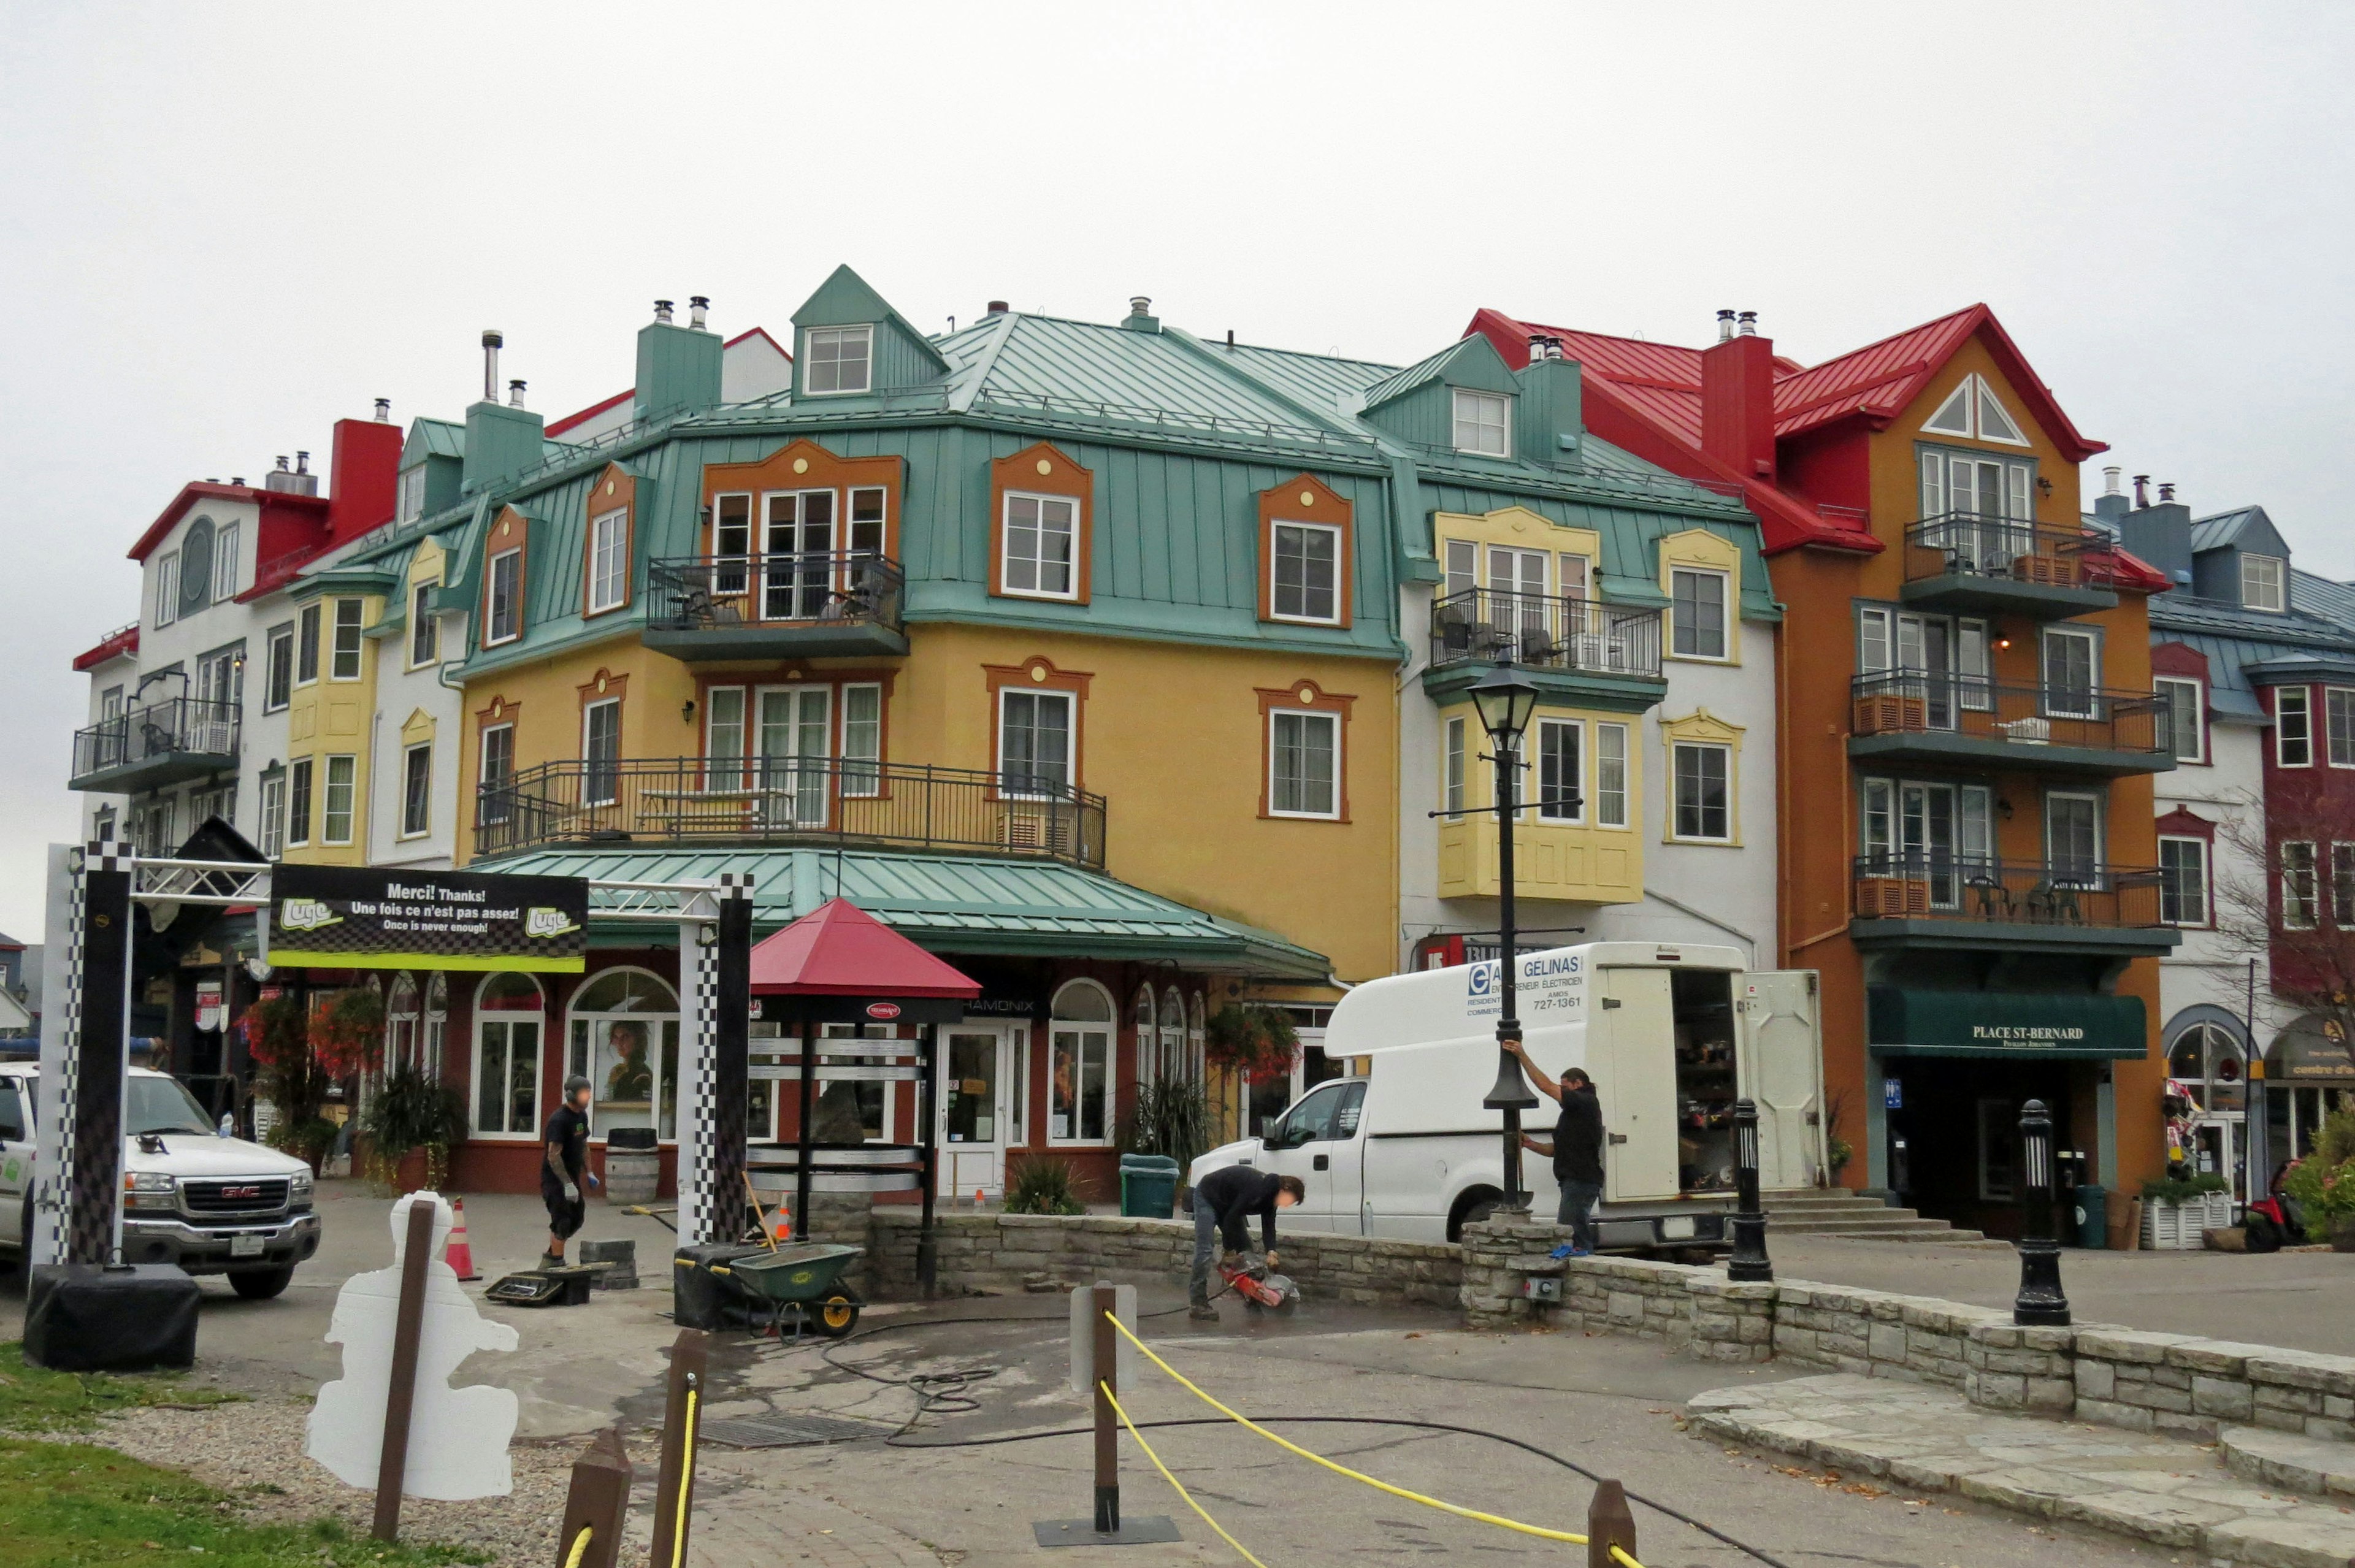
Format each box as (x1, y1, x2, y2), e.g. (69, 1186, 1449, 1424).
(1850, 671, 2170, 758)
(1430, 589, 1663, 679)
(1852, 856, 2165, 928)
(70, 697, 240, 790)
(647, 551, 905, 635)
(1902, 511, 2130, 591)
(475, 755, 1106, 870)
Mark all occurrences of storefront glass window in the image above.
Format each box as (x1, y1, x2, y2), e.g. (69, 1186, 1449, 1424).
(563, 968, 680, 1140)
(472, 972, 544, 1136)
(1050, 980, 1113, 1144)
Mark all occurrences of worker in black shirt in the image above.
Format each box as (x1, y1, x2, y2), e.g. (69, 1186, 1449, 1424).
(541, 1076, 600, 1268)
(1511, 1040, 1605, 1256)
(1187, 1163, 1304, 1320)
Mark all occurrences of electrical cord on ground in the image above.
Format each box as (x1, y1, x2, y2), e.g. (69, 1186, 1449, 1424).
(1101, 1381, 1273, 1568)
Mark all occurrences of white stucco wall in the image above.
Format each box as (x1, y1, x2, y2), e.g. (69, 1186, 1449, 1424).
(2154, 715, 2278, 1053)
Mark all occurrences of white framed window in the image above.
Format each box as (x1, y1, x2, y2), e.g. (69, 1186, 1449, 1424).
(296, 603, 321, 684)
(2041, 625, 2099, 718)
(1443, 716, 1465, 816)
(2277, 686, 2313, 768)
(703, 687, 746, 791)
(400, 742, 432, 838)
(2282, 841, 2319, 930)
(329, 599, 364, 681)
(1443, 538, 1477, 598)
(471, 972, 545, 1137)
(711, 492, 752, 592)
(2158, 676, 2204, 763)
(477, 722, 515, 826)
(397, 465, 426, 524)
(2045, 790, 2102, 877)
(265, 624, 294, 711)
(2326, 688, 2355, 768)
(1269, 709, 1339, 819)
(999, 688, 1074, 798)
(583, 698, 622, 807)
(101, 684, 123, 722)
(2159, 836, 2208, 927)
(1671, 741, 1731, 842)
(1452, 389, 1511, 457)
(841, 682, 883, 797)
(2242, 554, 2286, 613)
(1921, 374, 2029, 446)
(155, 553, 180, 627)
(486, 548, 523, 644)
(565, 968, 683, 1142)
(2337, 844, 2355, 928)
(1920, 448, 2034, 521)
(1047, 978, 1114, 1145)
(1559, 553, 1591, 601)
(212, 523, 240, 601)
(803, 325, 873, 395)
(1669, 568, 1729, 659)
(1596, 722, 1628, 828)
(588, 508, 629, 613)
(1536, 717, 1583, 822)
(258, 771, 286, 859)
(424, 974, 448, 1078)
(287, 757, 313, 846)
(1000, 492, 1078, 599)
(1270, 521, 1341, 624)
(408, 582, 438, 668)
(323, 755, 357, 844)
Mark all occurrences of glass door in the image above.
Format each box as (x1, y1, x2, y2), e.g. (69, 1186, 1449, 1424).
(1894, 614, 1956, 730)
(762, 489, 836, 619)
(939, 1026, 1012, 1198)
(756, 687, 831, 828)
(1488, 546, 1550, 656)
(1899, 782, 1959, 908)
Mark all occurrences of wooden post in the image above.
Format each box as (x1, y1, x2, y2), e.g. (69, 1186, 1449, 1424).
(1092, 1281, 1119, 1534)
(554, 1425, 632, 1568)
(370, 1200, 436, 1542)
(916, 1022, 938, 1298)
(1587, 1478, 1635, 1568)
(648, 1328, 710, 1568)
(793, 1019, 816, 1241)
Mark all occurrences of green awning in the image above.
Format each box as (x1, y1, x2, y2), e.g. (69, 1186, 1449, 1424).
(477, 845, 1332, 982)
(1867, 986, 2148, 1059)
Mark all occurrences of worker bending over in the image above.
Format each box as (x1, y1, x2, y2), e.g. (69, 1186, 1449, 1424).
(1187, 1165, 1304, 1320)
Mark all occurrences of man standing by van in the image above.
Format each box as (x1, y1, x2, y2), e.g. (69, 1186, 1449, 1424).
(1511, 1041, 1603, 1256)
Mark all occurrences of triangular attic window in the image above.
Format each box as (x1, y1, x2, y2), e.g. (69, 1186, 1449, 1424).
(1975, 378, 2028, 445)
(1923, 382, 1974, 436)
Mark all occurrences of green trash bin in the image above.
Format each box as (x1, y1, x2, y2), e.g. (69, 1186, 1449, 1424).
(2071, 1184, 2107, 1249)
(1120, 1153, 1181, 1218)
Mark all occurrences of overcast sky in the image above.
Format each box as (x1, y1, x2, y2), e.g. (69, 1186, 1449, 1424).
(1, 2, 2348, 941)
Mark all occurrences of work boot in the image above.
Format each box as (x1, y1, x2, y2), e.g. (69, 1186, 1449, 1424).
(541, 1250, 565, 1270)
(1188, 1303, 1219, 1321)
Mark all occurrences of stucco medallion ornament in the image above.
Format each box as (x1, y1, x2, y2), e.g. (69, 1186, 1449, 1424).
(1297, 686, 1315, 705)
(1037, 459, 1054, 476)
(793, 457, 810, 474)
(1299, 491, 1314, 507)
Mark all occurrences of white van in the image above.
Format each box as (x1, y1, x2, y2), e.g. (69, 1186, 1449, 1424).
(1189, 943, 1826, 1249)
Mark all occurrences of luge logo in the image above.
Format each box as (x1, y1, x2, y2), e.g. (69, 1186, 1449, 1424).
(279, 898, 342, 933)
(525, 906, 581, 939)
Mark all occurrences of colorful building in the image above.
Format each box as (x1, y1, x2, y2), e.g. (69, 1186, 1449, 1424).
(1472, 304, 2178, 1232)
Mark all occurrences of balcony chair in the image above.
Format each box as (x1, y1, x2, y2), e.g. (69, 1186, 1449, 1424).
(1434, 604, 1474, 659)
(1967, 875, 2016, 921)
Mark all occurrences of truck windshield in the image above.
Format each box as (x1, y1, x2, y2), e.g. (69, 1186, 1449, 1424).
(126, 1076, 216, 1137)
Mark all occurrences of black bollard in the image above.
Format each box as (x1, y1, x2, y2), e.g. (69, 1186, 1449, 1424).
(1728, 1098, 1772, 1283)
(2012, 1099, 2071, 1326)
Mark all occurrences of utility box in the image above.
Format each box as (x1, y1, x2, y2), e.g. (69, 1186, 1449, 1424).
(1521, 1276, 1563, 1302)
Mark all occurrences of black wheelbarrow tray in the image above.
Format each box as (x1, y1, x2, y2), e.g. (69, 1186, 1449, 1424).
(710, 1243, 865, 1338)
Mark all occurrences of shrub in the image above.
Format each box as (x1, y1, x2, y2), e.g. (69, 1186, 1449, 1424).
(358, 1064, 467, 1194)
(2284, 1107, 2355, 1242)
(1122, 1076, 1210, 1169)
(1004, 1158, 1086, 1215)
(2140, 1171, 2227, 1206)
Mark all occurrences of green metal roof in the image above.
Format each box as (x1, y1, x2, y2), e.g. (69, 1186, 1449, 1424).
(480, 845, 1333, 980)
(402, 419, 465, 465)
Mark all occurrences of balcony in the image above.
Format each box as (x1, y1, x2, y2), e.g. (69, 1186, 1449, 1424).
(1900, 512, 2121, 619)
(644, 551, 908, 661)
(1850, 855, 2179, 956)
(474, 755, 1105, 870)
(1848, 671, 2173, 778)
(70, 698, 240, 794)
(1423, 588, 1665, 709)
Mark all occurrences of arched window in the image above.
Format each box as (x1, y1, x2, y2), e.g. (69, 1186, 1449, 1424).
(472, 971, 545, 1137)
(424, 974, 448, 1077)
(2168, 1022, 2245, 1115)
(1052, 979, 1115, 1145)
(1188, 993, 1208, 1082)
(565, 967, 681, 1141)
(1160, 985, 1185, 1082)
(386, 974, 421, 1075)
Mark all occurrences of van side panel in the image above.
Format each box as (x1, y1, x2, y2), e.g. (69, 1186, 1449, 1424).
(1595, 968, 1680, 1201)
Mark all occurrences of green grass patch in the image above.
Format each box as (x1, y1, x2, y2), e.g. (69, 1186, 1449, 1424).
(0, 1344, 241, 1433)
(0, 1437, 486, 1566)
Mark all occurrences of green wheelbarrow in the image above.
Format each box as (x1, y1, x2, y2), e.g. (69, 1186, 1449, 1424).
(709, 1242, 865, 1339)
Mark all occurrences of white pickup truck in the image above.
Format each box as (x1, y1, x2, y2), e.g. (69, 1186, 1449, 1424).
(0, 1065, 320, 1298)
(1189, 942, 1826, 1249)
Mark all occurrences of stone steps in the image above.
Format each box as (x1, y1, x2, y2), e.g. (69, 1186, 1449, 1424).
(2221, 1425, 2355, 1498)
(1760, 1190, 1997, 1245)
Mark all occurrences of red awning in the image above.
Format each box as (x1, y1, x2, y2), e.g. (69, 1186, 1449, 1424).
(746, 897, 981, 998)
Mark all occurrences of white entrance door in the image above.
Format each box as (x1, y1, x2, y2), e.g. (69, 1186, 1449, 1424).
(939, 1025, 1013, 1198)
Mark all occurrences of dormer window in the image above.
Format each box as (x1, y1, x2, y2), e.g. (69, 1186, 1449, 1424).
(1922, 373, 2029, 446)
(1452, 389, 1511, 457)
(804, 326, 873, 395)
(397, 466, 426, 524)
(2242, 553, 2286, 613)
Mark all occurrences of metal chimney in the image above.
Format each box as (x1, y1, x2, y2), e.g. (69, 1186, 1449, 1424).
(2103, 465, 2123, 495)
(275, 456, 290, 473)
(2133, 474, 2151, 508)
(654, 299, 674, 324)
(2159, 482, 2176, 503)
(1528, 333, 1549, 362)
(373, 397, 391, 423)
(482, 329, 503, 402)
(689, 296, 708, 330)
(508, 380, 527, 410)
(986, 300, 1009, 316)
(1717, 309, 1736, 342)
(296, 451, 309, 475)
(1736, 311, 1758, 337)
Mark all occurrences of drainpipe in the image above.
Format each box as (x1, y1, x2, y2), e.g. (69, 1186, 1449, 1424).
(1639, 886, 1758, 967)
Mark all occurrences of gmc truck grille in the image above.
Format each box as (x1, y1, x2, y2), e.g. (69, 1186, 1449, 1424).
(182, 1179, 289, 1216)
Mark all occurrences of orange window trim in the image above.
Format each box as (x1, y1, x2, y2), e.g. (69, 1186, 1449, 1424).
(695, 668, 900, 798)
(989, 442, 1095, 606)
(483, 507, 530, 645)
(1254, 680, 1356, 822)
(698, 438, 904, 563)
(1257, 474, 1354, 629)
(984, 657, 1094, 797)
(581, 465, 637, 619)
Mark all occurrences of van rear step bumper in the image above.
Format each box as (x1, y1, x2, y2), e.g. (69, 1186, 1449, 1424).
(1591, 1206, 1730, 1252)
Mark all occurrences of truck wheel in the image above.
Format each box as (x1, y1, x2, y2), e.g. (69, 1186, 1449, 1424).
(229, 1267, 294, 1301)
(1448, 1188, 1506, 1244)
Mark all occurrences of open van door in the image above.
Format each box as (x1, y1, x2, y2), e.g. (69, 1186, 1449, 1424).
(1738, 970, 1826, 1189)
(1592, 966, 1680, 1201)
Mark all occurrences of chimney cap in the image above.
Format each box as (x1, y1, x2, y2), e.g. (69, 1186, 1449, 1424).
(689, 295, 709, 329)
(508, 379, 527, 410)
(654, 299, 674, 324)
(1716, 308, 1736, 342)
(986, 299, 1009, 315)
(481, 328, 503, 348)
(2158, 481, 2176, 502)
(1736, 310, 1758, 337)
(275, 455, 290, 472)
(373, 397, 391, 423)
(295, 451, 308, 473)
(1129, 296, 1151, 315)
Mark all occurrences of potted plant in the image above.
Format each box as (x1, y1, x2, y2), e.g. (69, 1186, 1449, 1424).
(2140, 1172, 2228, 1250)
(356, 1063, 467, 1196)
(241, 989, 386, 1173)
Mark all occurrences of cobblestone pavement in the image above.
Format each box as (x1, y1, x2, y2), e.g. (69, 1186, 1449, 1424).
(1689, 1371, 2355, 1568)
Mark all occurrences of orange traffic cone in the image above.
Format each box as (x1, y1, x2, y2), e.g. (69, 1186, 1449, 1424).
(443, 1196, 481, 1281)
(975, 1187, 985, 1210)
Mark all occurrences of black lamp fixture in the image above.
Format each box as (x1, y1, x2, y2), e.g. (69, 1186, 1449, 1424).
(1728, 1098, 1772, 1282)
(2012, 1098, 2071, 1325)
(681, 698, 697, 724)
(1469, 658, 1544, 1210)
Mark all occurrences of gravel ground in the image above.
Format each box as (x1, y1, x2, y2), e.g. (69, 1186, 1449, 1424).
(77, 1396, 667, 1567)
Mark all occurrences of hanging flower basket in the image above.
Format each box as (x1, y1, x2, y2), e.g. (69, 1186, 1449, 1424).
(1203, 1004, 1299, 1084)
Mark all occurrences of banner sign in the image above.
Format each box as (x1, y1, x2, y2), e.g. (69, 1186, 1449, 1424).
(267, 864, 588, 973)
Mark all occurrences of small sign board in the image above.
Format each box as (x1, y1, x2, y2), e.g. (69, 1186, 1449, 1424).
(1883, 1077, 1902, 1110)
(269, 865, 588, 973)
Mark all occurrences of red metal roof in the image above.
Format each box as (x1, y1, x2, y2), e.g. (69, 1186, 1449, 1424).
(748, 897, 981, 998)
(128, 481, 325, 564)
(72, 622, 139, 671)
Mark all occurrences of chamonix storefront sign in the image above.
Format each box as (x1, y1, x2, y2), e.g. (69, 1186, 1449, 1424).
(1867, 986, 2145, 1059)
(267, 864, 589, 973)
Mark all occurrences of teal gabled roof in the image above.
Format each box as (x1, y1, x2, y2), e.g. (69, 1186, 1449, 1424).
(793, 264, 951, 381)
(401, 419, 464, 466)
(1360, 334, 1518, 411)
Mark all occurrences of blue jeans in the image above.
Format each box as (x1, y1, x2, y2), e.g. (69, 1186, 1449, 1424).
(1556, 1180, 1601, 1253)
(1189, 1198, 1221, 1306)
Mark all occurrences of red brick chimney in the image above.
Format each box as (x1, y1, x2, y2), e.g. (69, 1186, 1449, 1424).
(325, 416, 402, 546)
(1702, 312, 1777, 482)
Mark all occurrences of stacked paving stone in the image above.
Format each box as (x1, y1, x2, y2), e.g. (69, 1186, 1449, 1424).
(2074, 1330, 2355, 1443)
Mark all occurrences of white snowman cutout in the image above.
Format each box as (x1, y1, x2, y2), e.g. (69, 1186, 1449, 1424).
(307, 1190, 519, 1499)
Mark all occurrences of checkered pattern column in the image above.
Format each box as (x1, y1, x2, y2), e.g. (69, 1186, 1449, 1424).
(32, 845, 88, 1266)
(710, 875, 754, 1247)
(67, 842, 133, 1264)
(676, 917, 719, 1247)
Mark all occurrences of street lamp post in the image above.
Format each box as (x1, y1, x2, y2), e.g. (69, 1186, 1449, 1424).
(1471, 660, 1543, 1210)
(1728, 1098, 1773, 1282)
(2012, 1098, 2071, 1326)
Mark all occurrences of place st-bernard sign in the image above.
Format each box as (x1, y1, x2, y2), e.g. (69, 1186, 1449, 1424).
(267, 864, 589, 973)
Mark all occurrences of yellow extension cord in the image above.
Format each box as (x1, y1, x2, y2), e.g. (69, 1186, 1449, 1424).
(562, 1524, 592, 1568)
(1105, 1309, 1643, 1558)
(670, 1385, 700, 1568)
(1101, 1380, 1273, 1568)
